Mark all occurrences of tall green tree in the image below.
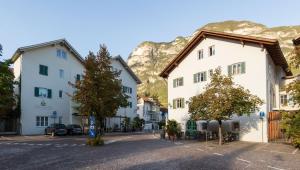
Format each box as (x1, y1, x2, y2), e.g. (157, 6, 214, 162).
(0, 44, 16, 118)
(188, 69, 263, 145)
(73, 45, 128, 134)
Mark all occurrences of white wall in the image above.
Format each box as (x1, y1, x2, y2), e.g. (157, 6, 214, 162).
(167, 37, 281, 142)
(17, 45, 84, 135)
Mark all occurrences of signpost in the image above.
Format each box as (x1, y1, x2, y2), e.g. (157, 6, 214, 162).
(89, 115, 96, 138)
(259, 111, 265, 142)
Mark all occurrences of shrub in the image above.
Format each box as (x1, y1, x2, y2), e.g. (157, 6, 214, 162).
(281, 111, 300, 148)
(87, 136, 104, 146)
(166, 120, 182, 139)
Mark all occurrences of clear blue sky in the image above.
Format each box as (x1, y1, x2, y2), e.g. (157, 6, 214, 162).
(1, 0, 300, 60)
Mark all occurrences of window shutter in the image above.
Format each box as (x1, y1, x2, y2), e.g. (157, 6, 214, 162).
(39, 65, 42, 75)
(47, 89, 52, 99)
(181, 78, 184, 86)
(228, 65, 232, 76)
(193, 74, 197, 83)
(34, 87, 39, 97)
(173, 79, 176, 88)
(241, 62, 246, 74)
(173, 99, 176, 109)
(45, 66, 48, 76)
(181, 98, 185, 108)
(204, 72, 207, 81)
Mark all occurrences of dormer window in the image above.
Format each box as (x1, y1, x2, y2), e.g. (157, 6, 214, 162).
(209, 45, 215, 56)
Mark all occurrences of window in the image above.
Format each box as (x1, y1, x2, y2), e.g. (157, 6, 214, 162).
(173, 77, 184, 88)
(123, 86, 132, 94)
(228, 62, 246, 76)
(34, 87, 52, 98)
(36, 116, 48, 127)
(76, 74, 81, 81)
(198, 49, 204, 60)
(59, 90, 63, 98)
(173, 98, 185, 109)
(209, 69, 213, 77)
(59, 69, 64, 79)
(280, 95, 288, 106)
(39, 65, 48, 76)
(128, 102, 133, 108)
(57, 49, 67, 60)
(209, 45, 215, 56)
(194, 71, 207, 83)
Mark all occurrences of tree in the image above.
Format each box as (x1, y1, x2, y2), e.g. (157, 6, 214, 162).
(73, 45, 128, 136)
(0, 44, 16, 118)
(132, 116, 144, 131)
(188, 69, 263, 145)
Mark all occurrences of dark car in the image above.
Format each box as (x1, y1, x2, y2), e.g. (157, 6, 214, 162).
(44, 123, 67, 136)
(66, 124, 82, 135)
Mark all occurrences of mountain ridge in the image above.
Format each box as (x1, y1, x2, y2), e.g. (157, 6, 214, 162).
(127, 20, 300, 106)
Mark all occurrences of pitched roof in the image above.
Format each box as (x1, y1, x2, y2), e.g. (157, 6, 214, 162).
(112, 55, 142, 84)
(11, 39, 84, 64)
(293, 37, 300, 45)
(159, 29, 292, 78)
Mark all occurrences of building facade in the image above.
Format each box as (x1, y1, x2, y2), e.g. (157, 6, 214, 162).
(137, 97, 161, 130)
(160, 30, 292, 143)
(12, 40, 141, 135)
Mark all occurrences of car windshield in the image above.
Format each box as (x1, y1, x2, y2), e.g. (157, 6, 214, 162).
(73, 125, 81, 128)
(55, 124, 65, 128)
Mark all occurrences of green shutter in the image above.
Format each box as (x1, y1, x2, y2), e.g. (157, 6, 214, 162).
(181, 78, 184, 86)
(34, 87, 39, 97)
(228, 65, 232, 76)
(204, 72, 207, 81)
(173, 99, 176, 109)
(45, 66, 48, 76)
(39, 65, 42, 75)
(173, 79, 176, 88)
(193, 74, 197, 83)
(47, 89, 52, 99)
(241, 62, 246, 74)
(181, 98, 185, 108)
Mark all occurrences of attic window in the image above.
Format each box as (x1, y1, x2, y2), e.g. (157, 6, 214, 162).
(209, 45, 215, 56)
(56, 49, 67, 60)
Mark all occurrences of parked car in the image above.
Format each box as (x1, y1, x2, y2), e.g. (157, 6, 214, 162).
(44, 123, 67, 136)
(66, 124, 82, 135)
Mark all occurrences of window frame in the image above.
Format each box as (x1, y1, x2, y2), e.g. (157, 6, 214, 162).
(39, 65, 48, 76)
(59, 69, 64, 79)
(173, 77, 184, 88)
(228, 62, 246, 76)
(173, 98, 185, 109)
(194, 71, 207, 83)
(208, 45, 215, 56)
(36, 116, 48, 127)
(198, 49, 204, 60)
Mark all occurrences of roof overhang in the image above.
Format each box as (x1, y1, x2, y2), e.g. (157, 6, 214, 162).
(11, 39, 84, 65)
(159, 29, 292, 78)
(112, 55, 142, 84)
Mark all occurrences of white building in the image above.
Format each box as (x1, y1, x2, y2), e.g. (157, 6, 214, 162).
(105, 56, 142, 131)
(137, 97, 161, 130)
(159, 30, 293, 143)
(11, 39, 141, 135)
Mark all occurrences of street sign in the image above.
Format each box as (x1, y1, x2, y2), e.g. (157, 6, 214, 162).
(259, 111, 265, 119)
(89, 115, 96, 138)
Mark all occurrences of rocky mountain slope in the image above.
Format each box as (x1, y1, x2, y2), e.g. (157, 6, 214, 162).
(127, 20, 300, 106)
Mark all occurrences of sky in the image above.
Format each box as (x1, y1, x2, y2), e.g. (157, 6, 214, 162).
(0, 0, 300, 61)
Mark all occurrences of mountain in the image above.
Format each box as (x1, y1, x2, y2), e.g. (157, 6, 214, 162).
(127, 20, 300, 106)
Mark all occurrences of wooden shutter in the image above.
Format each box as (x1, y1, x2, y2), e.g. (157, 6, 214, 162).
(34, 87, 39, 97)
(241, 62, 246, 74)
(181, 98, 185, 108)
(45, 66, 48, 76)
(47, 89, 52, 99)
(228, 65, 232, 76)
(193, 74, 197, 83)
(204, 72, 207, 81)
(39, 65, 42, 75)
(173, 79, 176, 88)
(173, 99, 176, 109)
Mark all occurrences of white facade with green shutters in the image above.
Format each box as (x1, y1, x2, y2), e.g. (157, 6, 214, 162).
(12, 39, 141, 135)
(166, 35, 287, 143)
(12, 39, 85, 135)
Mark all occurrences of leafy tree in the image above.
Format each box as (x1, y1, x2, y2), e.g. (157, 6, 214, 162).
(73, 45, 128, 135)
(280, 112, 300, 148)
(132, 116, 145, 131)
(166, 120, 181, 141)
(0, 44, 16, 118)
(188, 69, 263, 145)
